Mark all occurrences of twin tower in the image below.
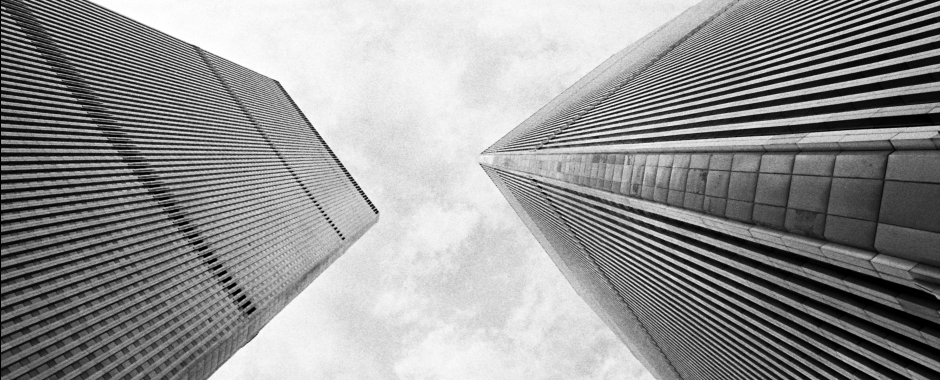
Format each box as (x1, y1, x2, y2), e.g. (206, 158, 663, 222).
(2, 1, 937, 380)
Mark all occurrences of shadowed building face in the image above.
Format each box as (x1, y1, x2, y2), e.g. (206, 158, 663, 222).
(1, 1, 377, 379)
(481, 0, 940, 379)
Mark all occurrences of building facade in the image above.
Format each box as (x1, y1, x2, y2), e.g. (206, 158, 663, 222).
(1, 1, 378, 379)
(481, 1, 938, 379)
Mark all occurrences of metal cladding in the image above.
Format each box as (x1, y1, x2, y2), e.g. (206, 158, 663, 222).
(1, 1, 378, 379)
(481, 1, 939, 380)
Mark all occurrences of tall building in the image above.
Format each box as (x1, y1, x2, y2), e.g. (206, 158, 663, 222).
(1, 1, 378, 379)
(481, 1, 938, 379)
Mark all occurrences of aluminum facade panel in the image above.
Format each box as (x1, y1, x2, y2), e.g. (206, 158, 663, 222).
(481, 1, 939, 379)
(0, 1, 378, 379)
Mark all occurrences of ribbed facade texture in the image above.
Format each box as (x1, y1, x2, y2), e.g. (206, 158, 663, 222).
(1, 1, 378, 379)
(481, 1, 938, 380)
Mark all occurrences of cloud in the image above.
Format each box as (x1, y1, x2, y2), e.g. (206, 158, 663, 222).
(373, 288, 432, 325)
(404, 204, 480, 257)
(387, 241, 648, 380)
(378, 202, 482, 282)
(395, 324, 525, 380)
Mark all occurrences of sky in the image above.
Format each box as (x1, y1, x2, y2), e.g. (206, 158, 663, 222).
(93, 1, 700, 379)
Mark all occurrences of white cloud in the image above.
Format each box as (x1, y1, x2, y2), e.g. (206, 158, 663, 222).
(395, 325, 525, 380)
(388, 243, 648, 380)
(373, 287, 432, 325)
(405, 204, 480, 257)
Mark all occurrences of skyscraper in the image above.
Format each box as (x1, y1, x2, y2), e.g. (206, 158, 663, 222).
(481, 1, 938, 379)
(1, 1, 378, 379)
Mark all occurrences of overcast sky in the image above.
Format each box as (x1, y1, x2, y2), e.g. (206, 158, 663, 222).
(92, 1, 699, 379)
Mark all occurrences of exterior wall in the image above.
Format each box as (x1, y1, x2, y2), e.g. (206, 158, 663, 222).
(481, 166, 685, 380)
(482, 0, 939, 379)
(0, 1, 378, 379)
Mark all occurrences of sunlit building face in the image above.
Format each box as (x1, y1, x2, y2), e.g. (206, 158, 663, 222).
(481, 0, 940, 379)
(0, 1, 378, 379)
